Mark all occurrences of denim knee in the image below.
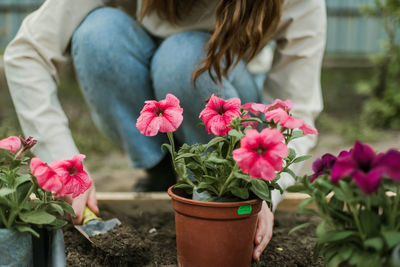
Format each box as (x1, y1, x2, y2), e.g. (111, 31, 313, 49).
(73, 8, 132, 55)
(151, 31, 211, 97)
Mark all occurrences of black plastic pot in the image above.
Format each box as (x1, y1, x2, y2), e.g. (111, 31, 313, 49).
(32, 228, 66, 267)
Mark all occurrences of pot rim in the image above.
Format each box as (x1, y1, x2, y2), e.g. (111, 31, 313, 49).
(168, 185, 262, 207)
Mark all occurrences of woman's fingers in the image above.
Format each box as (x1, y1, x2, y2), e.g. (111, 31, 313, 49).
(253, 202, 274, 262)
(87, 185, 99, 214)
(70, 183, 98, 224)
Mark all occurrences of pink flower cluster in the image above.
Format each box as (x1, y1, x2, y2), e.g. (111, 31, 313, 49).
(311, 142, 400, 194)
(30, 155, 92, 198)
(136, 94, 318, 181)
(0, 136, 92, 198)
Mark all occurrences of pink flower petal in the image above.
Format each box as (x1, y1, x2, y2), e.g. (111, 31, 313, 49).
(248, 157, 276, 180)
(137, 94, 183, 136)
(234, 128, 288, 181)
(31, 158, 63, 193)
(136, 112, 158, 136)
(50, 155, 92, 198)
(265, 108, 289, 124)
(282, 116, 303, 129)
(0, 136, 21, 153)
(200, 95, 241, 136)
(265, 99, 293, 112)
(242, 103, 266, 116)
(299, 122, 319, 135)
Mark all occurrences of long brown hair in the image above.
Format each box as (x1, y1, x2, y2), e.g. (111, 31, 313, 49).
(140, 0, 282, 84)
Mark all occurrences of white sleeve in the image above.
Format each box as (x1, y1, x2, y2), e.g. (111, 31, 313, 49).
(4, 0, 103, 163)
(266, 0, 327, 209)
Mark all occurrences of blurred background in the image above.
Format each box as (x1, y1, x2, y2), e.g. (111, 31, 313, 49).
(0, 0, 399, 192)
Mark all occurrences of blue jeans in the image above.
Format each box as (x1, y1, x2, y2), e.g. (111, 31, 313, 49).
(72, 7, 263, 169)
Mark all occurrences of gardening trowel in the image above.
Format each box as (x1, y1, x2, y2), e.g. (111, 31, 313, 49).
(74, 207, 121, 243)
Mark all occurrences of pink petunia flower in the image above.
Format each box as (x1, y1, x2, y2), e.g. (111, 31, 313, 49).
(50, 154, 92, 198)
(264, 108, 318, 135)
(199, 94, 241, 136)
(232, 128, 289, 180)
(30, 158, 63, 194)
(136, 94, 183, 136)
(265, 99, 293, 112)
(242, 102, 267, 117)
(264, 108, 303, 129)
(0, 136, 21, 153)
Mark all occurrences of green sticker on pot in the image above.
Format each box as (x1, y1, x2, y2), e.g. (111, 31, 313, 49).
(238, 205, 252, 215)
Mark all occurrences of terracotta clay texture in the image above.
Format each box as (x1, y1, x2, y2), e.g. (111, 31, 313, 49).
(168, 186, 263, 267)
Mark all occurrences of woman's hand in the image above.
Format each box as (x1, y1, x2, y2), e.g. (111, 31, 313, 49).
(61, 183, 99, 224)
(253, 201, 274, 262)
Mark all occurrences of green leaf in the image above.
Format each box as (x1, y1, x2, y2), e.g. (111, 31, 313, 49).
(298, 198, 314, 211)
(328, 245, 354, 267)
(332, 187, 345, 201)
(202, 175, 219, 181)
(284, 168, 297, 180)
(286, 184, 306, 193)
(233, 172, 251, 182)
(317, 230, 358, 243)
(161, 143, 172, 154)
(288, 148, 296, 160)
(14, 174, 32, 187)
(291, 130, 304, 140)
(175, 153, 196, 160)
(206, 156, 228, 164)
(197, 182, 213, 190)
(0, 188, 15, 197)
(48, 218, 68, 229)
(205, 136, 227, 150)
(328, 195, 344, 211)
(230, 187, 249, 200)
(175, 182, 193, 195)
(19, 210, 56, 225)
(382, 231, 400, 249)
(293, 155, 312, 163)
(16, 182, 32, 204)
(15, 225, 40, 238)
(359, 210, 381, 236)
(364, 237, 383, 252)
(289, 222, 312, 235)
(228, 129, 244, 139)
(53, 201, 75, 217)
(250, 179, 269, 201)
(48, 203, 64, 216)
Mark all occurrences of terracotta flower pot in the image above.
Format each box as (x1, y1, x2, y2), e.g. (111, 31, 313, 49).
(168, 185, 263, 267)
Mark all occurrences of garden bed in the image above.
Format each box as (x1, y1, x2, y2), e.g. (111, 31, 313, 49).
(64, 194, 323, 266)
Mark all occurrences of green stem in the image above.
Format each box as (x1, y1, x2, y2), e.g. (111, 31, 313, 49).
(22, 183, 36, 206)
(366, 195, 371, 211)
(0, 209, 6, 228)
(218, 164, 238, 197)
(226, 136, 235, 159)
(167, 132, 194, 187)
(391, 185, 399, 229)
(349, 203, 365, 241)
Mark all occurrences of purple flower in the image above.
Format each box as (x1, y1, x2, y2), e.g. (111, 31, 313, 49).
(310, 153, 337, 182)
(331, 142, 384, 194)
(375, 149, 400, 181)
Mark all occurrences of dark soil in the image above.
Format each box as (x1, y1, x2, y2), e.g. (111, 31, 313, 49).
(64, 202, 323, 267)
